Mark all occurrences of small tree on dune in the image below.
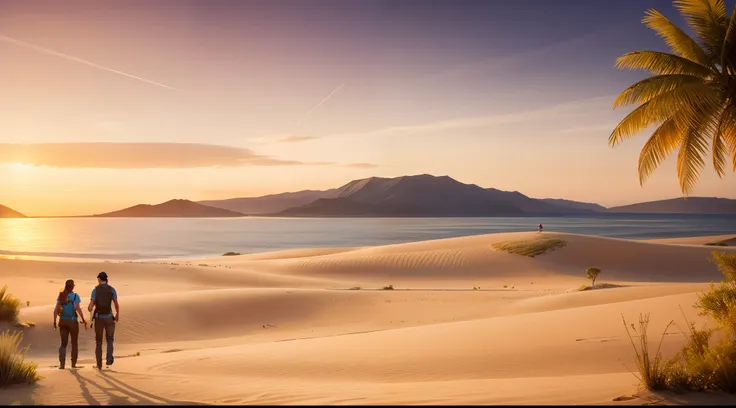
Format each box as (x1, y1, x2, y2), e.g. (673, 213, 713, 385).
(586, 267, 602, 287)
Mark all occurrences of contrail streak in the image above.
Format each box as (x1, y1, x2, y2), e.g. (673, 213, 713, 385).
(295, 83, 344, 125)
(0, 34, 179, 91)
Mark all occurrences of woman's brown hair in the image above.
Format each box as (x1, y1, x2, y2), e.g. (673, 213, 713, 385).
(58, 279, 75, 304)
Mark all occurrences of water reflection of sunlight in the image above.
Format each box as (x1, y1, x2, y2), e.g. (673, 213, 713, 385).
(4, 162, 33, 170)
(0, 218, 43, 252)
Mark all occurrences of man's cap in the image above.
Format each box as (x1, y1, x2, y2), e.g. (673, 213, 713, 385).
(97, 271, 108, 280)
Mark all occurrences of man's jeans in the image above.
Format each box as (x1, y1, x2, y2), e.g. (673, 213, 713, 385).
(94, 317, 115, 366)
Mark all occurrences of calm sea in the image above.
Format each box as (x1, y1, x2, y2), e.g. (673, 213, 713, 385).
(1, 214, 735, 260)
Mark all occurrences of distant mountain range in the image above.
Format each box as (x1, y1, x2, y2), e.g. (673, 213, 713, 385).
(539, 198, 607, 213)
(4, 174, 736, 218)
(198, 190, 333, 215)
(92, 199, 244, 218)
(199, 175, 736, 217)
(271, 175, 583, 217)
(606, 197, 736, 215)
(0, 204, 25, 218)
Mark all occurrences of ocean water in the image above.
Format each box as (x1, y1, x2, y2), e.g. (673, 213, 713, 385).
(0, 214, 735, 260)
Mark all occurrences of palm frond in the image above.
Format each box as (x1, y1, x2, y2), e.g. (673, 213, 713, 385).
(615, 51, 713, 77)
(722, 5, 736, 75)
(612, 1, 736, 197)
(718, 106, 736, 172)
(713, 106, 736, 176)
(643, 8, 714, 68)
(609, 83, 720, 146)
(674, 0, 729, 59)
(638, 117, 685, 184)
(678, 119, 712, 196)
(713, 130, 728, 177)
(614, 74, 704, 108)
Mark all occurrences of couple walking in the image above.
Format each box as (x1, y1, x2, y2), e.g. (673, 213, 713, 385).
(53, 271, 120, 370)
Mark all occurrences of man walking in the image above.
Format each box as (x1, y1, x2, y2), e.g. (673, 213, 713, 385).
(88, 271, 119, 370)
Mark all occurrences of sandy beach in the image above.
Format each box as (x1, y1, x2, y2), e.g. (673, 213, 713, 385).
(3, 231, 736, 405)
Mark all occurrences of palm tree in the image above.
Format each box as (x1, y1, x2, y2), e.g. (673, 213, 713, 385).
(610, 0, 736, 196)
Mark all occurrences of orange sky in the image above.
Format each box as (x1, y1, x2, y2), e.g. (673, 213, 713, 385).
(2, 1, 736, 216)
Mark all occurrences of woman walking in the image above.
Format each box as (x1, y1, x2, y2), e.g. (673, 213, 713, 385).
(53, 279, 87, 369)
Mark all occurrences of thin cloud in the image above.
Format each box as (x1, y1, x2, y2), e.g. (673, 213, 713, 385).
(0, 34, 179, 91)
(323, 94, 618, 141)
(296, 161, 380, 168)
(557, 123, 621, 135)
(0, 143, 316, 169)
(341, 163, 378, 169)
(0, 142, 379, 170)
(294, 84, 345, 125)
(420, 25, 623, 83)
(276, 135, 318, 143)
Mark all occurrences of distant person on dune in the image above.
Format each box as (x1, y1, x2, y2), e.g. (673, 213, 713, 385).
(88, 271, 119, 370)
(54, 279, 87, 369)
(538, 224, 543, 233)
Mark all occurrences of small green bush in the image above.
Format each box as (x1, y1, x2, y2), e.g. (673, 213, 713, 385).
(586, 267, 602, 287)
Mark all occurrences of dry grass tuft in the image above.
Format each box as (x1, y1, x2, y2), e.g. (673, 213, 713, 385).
(492, 237, 567, 257)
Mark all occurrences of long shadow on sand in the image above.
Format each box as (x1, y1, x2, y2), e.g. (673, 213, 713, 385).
(0, 383, 41, 405)
(627, 390, 736, 405)
(70, 370, 205, 405)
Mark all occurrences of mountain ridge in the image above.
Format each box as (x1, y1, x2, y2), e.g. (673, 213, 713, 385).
(606, 197, 736, 215)
(93, 199, 244, 218)
(0, 204, 26, 218)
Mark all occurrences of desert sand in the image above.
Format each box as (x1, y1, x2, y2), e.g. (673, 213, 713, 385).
(2, 231, 736, 405)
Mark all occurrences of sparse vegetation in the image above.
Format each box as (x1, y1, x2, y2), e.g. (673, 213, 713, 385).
(492, 237, 567, 258)
(349, 286, 361, 290)
(577, 283, 621, 292)
(25, 301, 30, 308)
(0, 330, 39, 387)
(586, 267, 602, 287)
(622, 313, 673, 391)
(0, 286, 21, 323)
(706, 241, 729, 247)
(222, 252, 241, 256)
(624, 251, 736, 394)
(382, 285, 394, 290)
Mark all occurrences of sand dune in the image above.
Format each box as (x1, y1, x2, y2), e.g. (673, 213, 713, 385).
(646, 234, 736, 246)
(3, 231, 736, 405)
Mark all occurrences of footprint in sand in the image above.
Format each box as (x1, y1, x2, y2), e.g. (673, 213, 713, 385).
(575, 337, 618, 343)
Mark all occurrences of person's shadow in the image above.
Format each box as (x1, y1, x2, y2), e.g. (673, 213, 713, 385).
(69, 369, 205, 405)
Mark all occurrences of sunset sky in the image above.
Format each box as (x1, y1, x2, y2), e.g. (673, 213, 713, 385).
(2, 0, 736, 216)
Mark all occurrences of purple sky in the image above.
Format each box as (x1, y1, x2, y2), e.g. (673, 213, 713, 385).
(1, 0, 735, 215)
